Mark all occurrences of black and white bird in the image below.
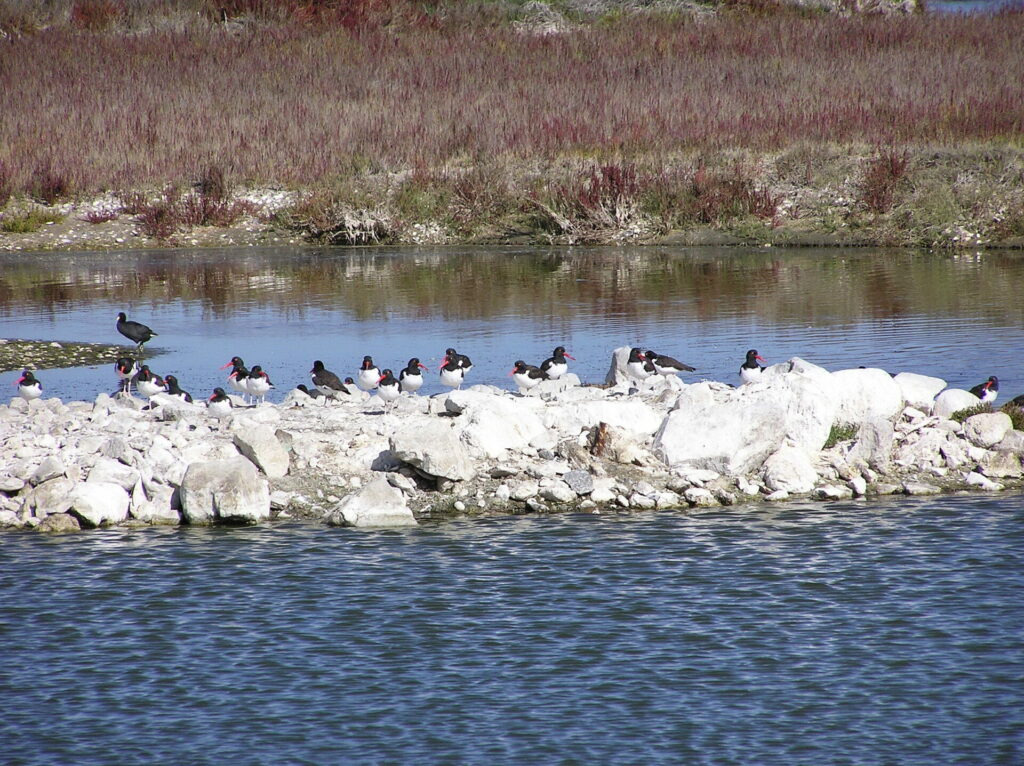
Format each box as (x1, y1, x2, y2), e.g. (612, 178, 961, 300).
(445, 347, 473, 372)
(626, 348, 653, 382)
(644, 350, 695, 377)
(136, 364, 165, 401)
(439, 355, 466, 390)
(376, 369, 401, 412)
(740, 349, 767, 384)
(310, 360, 349, 404)
(207, 387, 233, 418)
(114, 356, 138, 394)
(296, 384, 323, 400)
(970, 375, 999, 404)
(246, 365, 273, 405)
(221, 357, 250, 402)
(399, 358, 427, 394)
(539, 346, 575, 380)
(511, 360, 545, 393)
(357, 356, 381, 391)
(16, 369, 42, 401)
(163, 375, 193, 403)
(116, 312, 157, 353)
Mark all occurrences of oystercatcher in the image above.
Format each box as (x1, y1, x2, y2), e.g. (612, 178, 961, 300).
(376, 369, 401, 412)
(114, 356, 138, 394)
(246, 364, 274, 405)
(116, 312, 157, 353)
(221, 357, 250, 402)
(296, 384, 323, 399)
(626, 348, 652, 382)
(511, 360, 545, 393)
(357, 356, 381, 391)
(740, 349, 767, 384)
(163, 375, 193, 403)
(16, 369, 42, 401)
(136, 364, 165, 401)
(310, 360, 349, 404)
(445, 347, 473, 372)
(540, 346, 574, 380)
(207, 387, 233, 418)
(969, 375, 999, 404)
(439, 356, 466, 389)
(645, 350, 695, 377)
(399, 358, 427, 394)
(1008, 394, 1024, 408)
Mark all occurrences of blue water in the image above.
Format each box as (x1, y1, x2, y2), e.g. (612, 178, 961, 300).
(2, 496, 1022, 764)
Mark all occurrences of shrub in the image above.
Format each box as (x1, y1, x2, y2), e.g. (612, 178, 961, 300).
(30, 163, 73, 205)
(858, 147, 910, 214)
(949, 403, 993, 423)
(824, 422, 859, 449)
(0, 160, 11, 208)
(80, 208, 120, 224)
(1, 208, 65, 233)
(999, 403, 1024, 431)
(70, 0, 123, 31)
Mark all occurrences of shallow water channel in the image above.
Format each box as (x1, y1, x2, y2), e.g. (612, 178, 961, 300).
(1, 246, 1023, 763)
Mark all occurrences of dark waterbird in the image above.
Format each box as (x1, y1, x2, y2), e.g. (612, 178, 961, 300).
(116, 312, 158, 352)
(969, 375, 999, 404)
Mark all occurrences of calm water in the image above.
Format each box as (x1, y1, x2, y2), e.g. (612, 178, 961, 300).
(1, 496, 1022, 764)
(1, 246, 1023, 400)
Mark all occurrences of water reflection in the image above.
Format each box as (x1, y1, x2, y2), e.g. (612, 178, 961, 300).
(0, 246, 1021, 400)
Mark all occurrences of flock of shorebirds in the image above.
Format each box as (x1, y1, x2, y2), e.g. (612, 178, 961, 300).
(12, 312, 1016, 415)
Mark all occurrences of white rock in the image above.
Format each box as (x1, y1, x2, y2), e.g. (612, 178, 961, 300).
(233, 424, 290, 478)
(848, 418, 895, 468)
(932, 389, 981, 419)
(630, 493, 656, 509)
(762, 445, 818, 494)
(893, 372, 947, 410)
(830, 368, 904, 424)
(326, 477, 416, 528)
(814, 484, 854, 500)
(23, 476, 76, 517)
(655, 372, 835, 474)
(30, 456, 66, 486)
(540, 482, 576, 504)
(995, 429, 1024, 453)
(604, 346, 634, 386)
(509, 480, 539, 501)
(965, 472, 1003, 492)
(590, 487, 616, 504)
(179, 458, 270, 524)
(903, 480, 941, 496)
(86, 456, 141, 491)
(849, 477, 868, 496)
(977, 451, 1022, 479)
(564, 399, 663, 438)
(963, 412, 1012, 449)
(390, 420, 475, 482)
(69, 482, 130, 528)
(454, 393, 546, 458)
(684, 487, 716, 507)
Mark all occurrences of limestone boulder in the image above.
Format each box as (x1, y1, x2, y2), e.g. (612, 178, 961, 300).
(35, 513, 81, 533)
(233, 424, 290, 478)
(87, 456, 141, 491)
(564, 399, 663, 439)
(454, 393, 547, 458)
(995, 429, 1024, 453)
(932, 389, 981, 419)
(893, 372, 947, 410)
(963, 412, 1012, 449)
(654, 371, 835, 474)
(829, 368, 904, 424)
(326, 477, 416, 528)
(390, 420, 475, 481)
(179, 457, 270, 525)
(762, 445, 818, 494)
(23, 476, 76, 517)
(30, 456, 66, 486)
(847, 417, 895, 469)
(604, 346, 633, 386)
(69, 481, 130, 528)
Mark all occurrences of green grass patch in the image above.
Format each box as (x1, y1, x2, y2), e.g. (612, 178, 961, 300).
(999, 403, 1024, 431)
(824, 422, 859, 448)
(949, 403, 993, 423)
(1, 208, 65, 233)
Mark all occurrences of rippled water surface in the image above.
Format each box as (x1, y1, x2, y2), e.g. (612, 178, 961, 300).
(2, 497, 1022, 764)
(1, 246, 1023, 400)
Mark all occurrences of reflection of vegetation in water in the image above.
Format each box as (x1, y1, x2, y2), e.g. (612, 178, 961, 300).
(0, 248, 1023, 327)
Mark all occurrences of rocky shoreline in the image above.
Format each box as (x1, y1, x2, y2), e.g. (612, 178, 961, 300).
(0, 338, 150, 374)
(2, 349, 1021, 533)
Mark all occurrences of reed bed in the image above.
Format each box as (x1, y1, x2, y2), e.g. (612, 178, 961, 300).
(1, 8, 1022, 200)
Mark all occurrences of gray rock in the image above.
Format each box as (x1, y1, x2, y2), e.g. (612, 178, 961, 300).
(684, 487, 717, 507)
(35, 512, 81, 533)
(326, 477, 416, 528)
(903, 480, 941, 496)
(525, 497, 548, 513)
(814, 484, 854, 500)
(390, 421, 475, 481)
(963, 412, 1012, 449)
(562, 469, 594, 495)
(233, 424, 290, 478)
(848, 417, 895, 469)
(69, 482, 130, 528)
(180, 458, 270, 525)
(87, 456, 141, 491)
(977, 451, 1022, 479)
(965, 471, 1003, 492)
(30, 456, 66, 486)
(873, 482, 904, 495)
(995, 429, 1024, 453)
(540, 482, 576, 504)
(510, 480, 539, 501)
(0, 474, 26, 493)
(99, 436, 132, 463)
(0, 509, 23, 528)
(24, 476, 76, 517)
(762, 444, 817, 493)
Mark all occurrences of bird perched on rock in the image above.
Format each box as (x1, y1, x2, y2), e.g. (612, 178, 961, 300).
(626, 348, 652, 383)
(310, 360, 349, 404)
(376, 369, 401, 412)
(116, 312, 158, 353)
(511, 360, 545, 393)
(740, 349, 767, 384)
(207, 387, 233, 418)
(439, 355, 466, 390)
(540, 346, 574, 380)
(445, 347, 473, 372)
(246, 364, 273, 405)
(221, 356, 250, 402)
(357, 356, 381, 391)
(163, 375, 193, 403)
(644, 350, 695, 377)
(16, 369, 42, 401)
(399, 358, 427, 394)
(969, 375, 999, 404)
(114, 356, 138, 394)
(136, 364, 165, 401)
